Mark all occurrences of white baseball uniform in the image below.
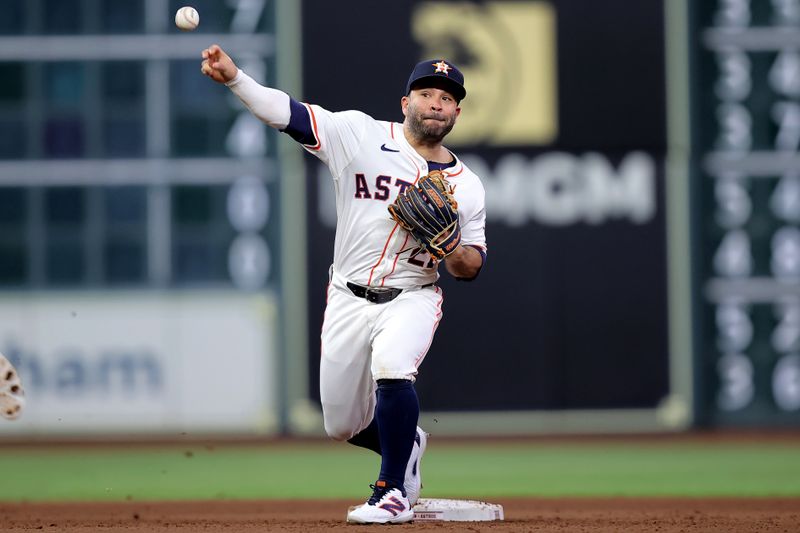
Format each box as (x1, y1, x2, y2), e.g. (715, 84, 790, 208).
(227, 70, 487, 441)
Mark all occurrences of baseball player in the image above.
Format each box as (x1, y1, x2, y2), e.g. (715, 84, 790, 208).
(201, 46, 487, 524)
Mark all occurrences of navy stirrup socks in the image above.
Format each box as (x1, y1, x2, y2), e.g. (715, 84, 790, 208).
(375, 379, 419, 491)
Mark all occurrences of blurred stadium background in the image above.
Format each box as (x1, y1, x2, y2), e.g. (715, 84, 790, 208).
(0, 0, 799, 507)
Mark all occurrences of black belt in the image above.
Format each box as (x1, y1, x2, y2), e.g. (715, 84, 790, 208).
(346, 281, 433, 304)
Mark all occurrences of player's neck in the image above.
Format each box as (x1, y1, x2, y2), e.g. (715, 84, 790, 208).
(402, 127, 452, 164)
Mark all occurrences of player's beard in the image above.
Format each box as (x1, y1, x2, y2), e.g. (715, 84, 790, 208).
(405, 104, 457, 144)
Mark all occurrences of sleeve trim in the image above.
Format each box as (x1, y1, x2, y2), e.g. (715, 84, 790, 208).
(303, 103, 322, 151)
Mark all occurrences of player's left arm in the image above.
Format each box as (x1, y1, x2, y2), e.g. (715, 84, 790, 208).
(444, 244, 484, 280)
(444, 180, 487, 280)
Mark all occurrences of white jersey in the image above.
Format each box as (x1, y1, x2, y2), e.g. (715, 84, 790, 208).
(300, 104, 487, 288)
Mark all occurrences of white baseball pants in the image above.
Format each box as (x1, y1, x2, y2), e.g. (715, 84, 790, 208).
(319, 270, 444, 441)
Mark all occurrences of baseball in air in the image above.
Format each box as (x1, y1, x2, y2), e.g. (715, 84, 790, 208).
(175, 6, 199, 31)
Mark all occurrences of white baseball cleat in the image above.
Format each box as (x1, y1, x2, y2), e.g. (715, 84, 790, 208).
(404, 426, 428, 506)
(346, 482, 414, 524)
(0, 353, 25, 420)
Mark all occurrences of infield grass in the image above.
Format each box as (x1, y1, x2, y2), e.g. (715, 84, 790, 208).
(1, 439, 799, 502)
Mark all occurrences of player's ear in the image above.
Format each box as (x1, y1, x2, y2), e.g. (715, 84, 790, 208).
(400, 95, 409, 117)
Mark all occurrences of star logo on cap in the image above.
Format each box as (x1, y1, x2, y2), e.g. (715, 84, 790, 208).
(432, 61, 452, 76)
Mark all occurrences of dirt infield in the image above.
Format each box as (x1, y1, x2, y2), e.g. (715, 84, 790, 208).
(2, 498, 799, 532)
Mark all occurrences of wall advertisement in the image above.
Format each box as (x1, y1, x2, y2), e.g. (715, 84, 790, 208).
(0, 292, 278, 435)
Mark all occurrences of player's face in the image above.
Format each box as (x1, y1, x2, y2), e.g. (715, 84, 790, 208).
(402, 87, 461, 143)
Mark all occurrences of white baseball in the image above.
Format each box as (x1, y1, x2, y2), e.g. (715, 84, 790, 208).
(175, 6, 200, 31)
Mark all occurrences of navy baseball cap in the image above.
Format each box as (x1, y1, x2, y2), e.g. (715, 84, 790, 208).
(405, 59, 466, 102)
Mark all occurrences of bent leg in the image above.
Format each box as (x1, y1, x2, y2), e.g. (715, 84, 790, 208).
(319, 283, 375, 441)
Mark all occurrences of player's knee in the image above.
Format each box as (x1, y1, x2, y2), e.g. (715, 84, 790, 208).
(323, 419, 358, 442)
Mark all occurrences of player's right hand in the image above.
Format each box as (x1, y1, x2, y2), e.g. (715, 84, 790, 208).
(201, 44, 238, 83)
